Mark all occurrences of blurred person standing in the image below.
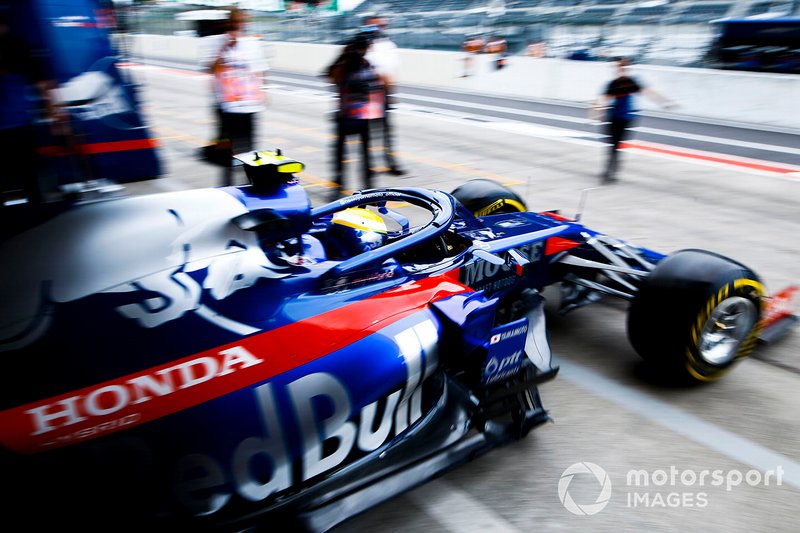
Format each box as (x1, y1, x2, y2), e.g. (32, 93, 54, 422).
(364, 16, 406, 177)
(204, 8, 268, 186)
(461, 34, 483, 77)
(591, 57, 675, 183)
(326, 34, 385, 199)
(0, 4, 66, 204)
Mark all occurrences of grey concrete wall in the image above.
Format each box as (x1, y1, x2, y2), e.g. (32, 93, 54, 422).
(130, 35, 800, 132)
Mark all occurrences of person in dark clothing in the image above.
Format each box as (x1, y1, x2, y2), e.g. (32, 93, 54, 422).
(591, 58, 675, 183)
(326, 35, 385, 199)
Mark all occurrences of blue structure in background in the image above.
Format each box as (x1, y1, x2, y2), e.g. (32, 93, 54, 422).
(708, 17, 800, 73)
(9, 0, 161, 185)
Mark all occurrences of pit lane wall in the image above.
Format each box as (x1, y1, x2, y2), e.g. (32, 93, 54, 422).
(130, 34, 800, 132)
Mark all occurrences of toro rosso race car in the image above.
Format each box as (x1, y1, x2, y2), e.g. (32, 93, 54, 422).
(0, 152, 795, 531)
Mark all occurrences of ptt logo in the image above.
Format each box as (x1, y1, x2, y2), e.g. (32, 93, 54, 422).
(482, 350, 523, 385)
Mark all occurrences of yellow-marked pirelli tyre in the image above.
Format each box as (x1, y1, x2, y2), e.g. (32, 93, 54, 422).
(451, 179, 527, 217)
(627, 249, 764, 383)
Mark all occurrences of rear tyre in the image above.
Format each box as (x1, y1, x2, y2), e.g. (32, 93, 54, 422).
(451, 179, 527, 216)
(627, 249, 764, 383)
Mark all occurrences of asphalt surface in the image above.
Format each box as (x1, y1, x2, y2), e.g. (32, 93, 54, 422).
(122, 61, 800, 533)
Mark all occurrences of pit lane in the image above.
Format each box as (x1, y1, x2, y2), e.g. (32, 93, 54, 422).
(122, 63, 800, 532)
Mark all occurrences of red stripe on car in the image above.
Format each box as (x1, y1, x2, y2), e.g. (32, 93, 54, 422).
(0, 276, 470, 454)
(545, 236, 581, 256)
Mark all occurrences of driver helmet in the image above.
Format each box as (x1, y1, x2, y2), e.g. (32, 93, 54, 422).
(326, 208, 388, 259)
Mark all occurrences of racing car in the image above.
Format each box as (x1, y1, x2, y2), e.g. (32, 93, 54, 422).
(0, 151, 795, 531)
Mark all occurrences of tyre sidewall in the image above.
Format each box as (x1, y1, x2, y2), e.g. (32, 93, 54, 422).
(451, 179, 527, 216)
(628, 249, 764, 382)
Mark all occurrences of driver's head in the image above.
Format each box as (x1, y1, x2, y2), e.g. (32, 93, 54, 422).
(326, 208, 388, 259)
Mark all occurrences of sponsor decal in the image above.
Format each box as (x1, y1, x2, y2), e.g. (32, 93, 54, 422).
(51, 15, 99, 28)
(482, 318, 528, 385)
(482, 350, 524, 385)
(461, 242, 544, 293)
(0, 277, 464, 453)
(0, 190, 291, 349)
(110, 317, 437, 517)
(171, 317, 439, 516)
(464, 229, 499, 241)
(474, 199, 526, 217)
(325, 265, 398, 292)
(6, 346, 263, 451)
(495, 218, 529, 228)
(174, 367, 432, 516)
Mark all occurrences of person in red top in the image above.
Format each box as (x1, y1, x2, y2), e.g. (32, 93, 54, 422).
(326, 34, 385, 199)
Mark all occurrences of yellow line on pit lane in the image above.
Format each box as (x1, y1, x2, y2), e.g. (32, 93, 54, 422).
(394, 151, 525, 186)
(155, 115, 523, 188)
(297, 171, 337, 189)
(227, 119, 524, 185)
(152, 126, 207, 147)
(146, 107, 212, 127)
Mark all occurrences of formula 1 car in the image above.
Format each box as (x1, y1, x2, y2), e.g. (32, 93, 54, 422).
(0, 151, 795, 532)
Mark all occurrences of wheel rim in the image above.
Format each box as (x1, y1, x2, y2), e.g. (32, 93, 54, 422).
(697, 296, 758, 366)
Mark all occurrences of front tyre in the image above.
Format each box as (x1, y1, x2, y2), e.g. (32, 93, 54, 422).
(627, 249, 764, 383)
(451, 179, 527, 216)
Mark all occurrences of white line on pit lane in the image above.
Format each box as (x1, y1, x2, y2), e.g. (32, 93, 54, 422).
(236, 84, 800, 178)
(266, 84, 602, 145)
(394, 106, 800, 180)
(556, 358, 800, 490)
(394, 91, 594, 126)
(396, 104, 604, 147)
(401, 93, 800, 157)
(631, 126, 800, 157)
(269, 75, 800, 158)
(407, 479, 522, 533)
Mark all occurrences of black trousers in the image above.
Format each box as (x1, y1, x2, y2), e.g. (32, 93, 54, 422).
(334, 117, 374, 191)
(605, 117, 634, 174)
(380, 101, 398, 169)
